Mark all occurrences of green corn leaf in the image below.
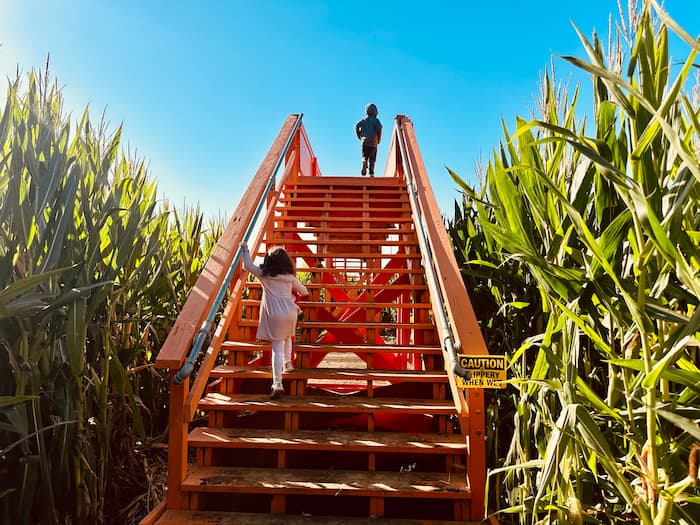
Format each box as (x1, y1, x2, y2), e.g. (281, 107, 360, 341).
(643, 307, 700, 387)
(563, 49, 700, 184)
(629, 186, 700, 298)
(608, 358, 700, 396)
(655, 408, 700, 441)
(0, 293, 50, 318)
(0, 395, 37, 408)
(65, 297, 87, 378)
(39, 163, 79, 273)
(534, 403, 573, 505)
(0, 266, 74, 305)
(109, 354, 145, 439)
(568, 24, 636, 116)
(651, 0, 700, 52)
(574, 376, 623, 421)
(571, 404, 650, 519)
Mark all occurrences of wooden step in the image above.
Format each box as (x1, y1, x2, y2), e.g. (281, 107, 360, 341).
(280, 186, 408, 196)
(296, 267, 425, 275)
(156, 509, 473, 525)
(221, 342, 443, 355)
(189, 427, 465, 454)
(198, 393, 457, 415)
(209, 365, 448, 383)
(294, 300, 431, 309)
(274, 250, 423, 259)
(245, 282, 428, 292)
(247, 271, 426, 281)
(276, 204, 411, 213)
(299, 321, 433, 330)
(284, 176, 406, 188)
(182, 465, 470, 499)
(237, 320, 435, 331)
(270, 226, 412, 235)
(265, 238, 417, 247)
(276, 215, 414, 224)
(280, 198, 409, 207)
(282, 186, 407, 196)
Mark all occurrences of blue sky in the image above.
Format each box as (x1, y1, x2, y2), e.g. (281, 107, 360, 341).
(1, 1, 698, 218)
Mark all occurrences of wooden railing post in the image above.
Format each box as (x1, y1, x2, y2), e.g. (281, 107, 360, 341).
(166, 375, 188, 509)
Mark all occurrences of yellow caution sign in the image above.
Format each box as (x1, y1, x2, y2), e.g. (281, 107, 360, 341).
(457, 355, 507, 389)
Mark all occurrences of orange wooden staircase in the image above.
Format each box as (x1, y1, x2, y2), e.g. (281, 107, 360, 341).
(143, 115, 490, 525)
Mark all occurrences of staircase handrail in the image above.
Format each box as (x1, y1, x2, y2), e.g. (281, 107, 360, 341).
(394, 117, 469, 380)
(394, 116, 489, 517)
(172, 115, 304, 383)
(155, 114, 304, 372)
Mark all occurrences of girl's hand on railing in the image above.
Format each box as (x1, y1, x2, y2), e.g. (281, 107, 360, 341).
(239, 241, 248, 251)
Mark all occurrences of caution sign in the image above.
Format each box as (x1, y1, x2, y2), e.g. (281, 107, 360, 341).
(457, 355, 507, 389)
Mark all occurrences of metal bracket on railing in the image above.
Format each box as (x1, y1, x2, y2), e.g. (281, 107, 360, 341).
(173, 114, 304, 384)
(395, 117, 470, 380)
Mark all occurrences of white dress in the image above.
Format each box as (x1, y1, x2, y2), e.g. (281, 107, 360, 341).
(242, 249, 308, 341)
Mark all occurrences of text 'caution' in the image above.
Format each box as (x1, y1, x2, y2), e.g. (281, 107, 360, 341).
(457, 354, 507, 389)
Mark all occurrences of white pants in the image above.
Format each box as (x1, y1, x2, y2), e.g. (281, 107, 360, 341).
(271, 337, 292, 388)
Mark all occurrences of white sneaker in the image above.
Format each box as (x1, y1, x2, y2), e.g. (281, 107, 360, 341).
(283, 361, 295, 373)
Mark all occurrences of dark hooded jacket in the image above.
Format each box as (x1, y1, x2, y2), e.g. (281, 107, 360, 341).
(355, 104, 382, 147)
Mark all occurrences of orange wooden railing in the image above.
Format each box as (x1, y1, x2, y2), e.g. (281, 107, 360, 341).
(154, 114, 320, 509)
(392, 115, 488, 516)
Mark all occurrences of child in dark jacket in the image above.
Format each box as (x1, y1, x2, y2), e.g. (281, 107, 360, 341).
(355, 103, 382, 176)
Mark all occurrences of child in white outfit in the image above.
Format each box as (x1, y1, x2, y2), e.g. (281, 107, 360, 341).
(240, 242, 308, 399)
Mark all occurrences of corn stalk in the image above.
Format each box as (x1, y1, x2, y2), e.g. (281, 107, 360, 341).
(449, 2, 699, 523)
(0, 64, 222, 524)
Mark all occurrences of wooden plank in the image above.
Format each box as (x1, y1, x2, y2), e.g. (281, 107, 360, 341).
(283, 185, 406, 194)
(156, 509, 477, 525)
(237, 320, 435, 330)
(275, 205, 411, 213)
(264, 238, 417, 247)
(198, 393, 457, 415)
(245, 283, 428, 291)
(166, 378, 188, 509)
(220, 342, 442, 355)
(137, 499, 166, 525)
(287, 176, 405, 188)
(280, 197, 409, 205)
(280, 189, 408, 197)
(275, 215, 414, 224)
(282, 252, 423, 260)
(189, 427, 466, 454)
(182, 466, 470, 499)
(209, 365, 448, 383)
(270, 227, 412, 234)
(293, 268, 425, 276)
(294, 300, 432, 309)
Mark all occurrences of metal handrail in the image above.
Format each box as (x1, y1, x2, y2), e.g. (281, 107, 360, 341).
(173, 114, 304, 384)
(394, 118, 470, 379)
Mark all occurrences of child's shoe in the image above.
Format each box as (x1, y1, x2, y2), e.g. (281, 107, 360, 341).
(283, 361, 295, 373)
(270, 385, 284, 399)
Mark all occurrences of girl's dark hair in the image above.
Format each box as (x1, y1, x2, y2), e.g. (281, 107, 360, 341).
(260, 246, 295, 276)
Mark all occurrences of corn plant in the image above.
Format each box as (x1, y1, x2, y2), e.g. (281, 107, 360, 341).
(446, 188, 544, 512)
(0, 65, 223, 524)
(450, 1, 699, 523)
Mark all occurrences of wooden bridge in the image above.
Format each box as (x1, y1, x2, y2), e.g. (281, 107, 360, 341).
(141, 114, 490, 524)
